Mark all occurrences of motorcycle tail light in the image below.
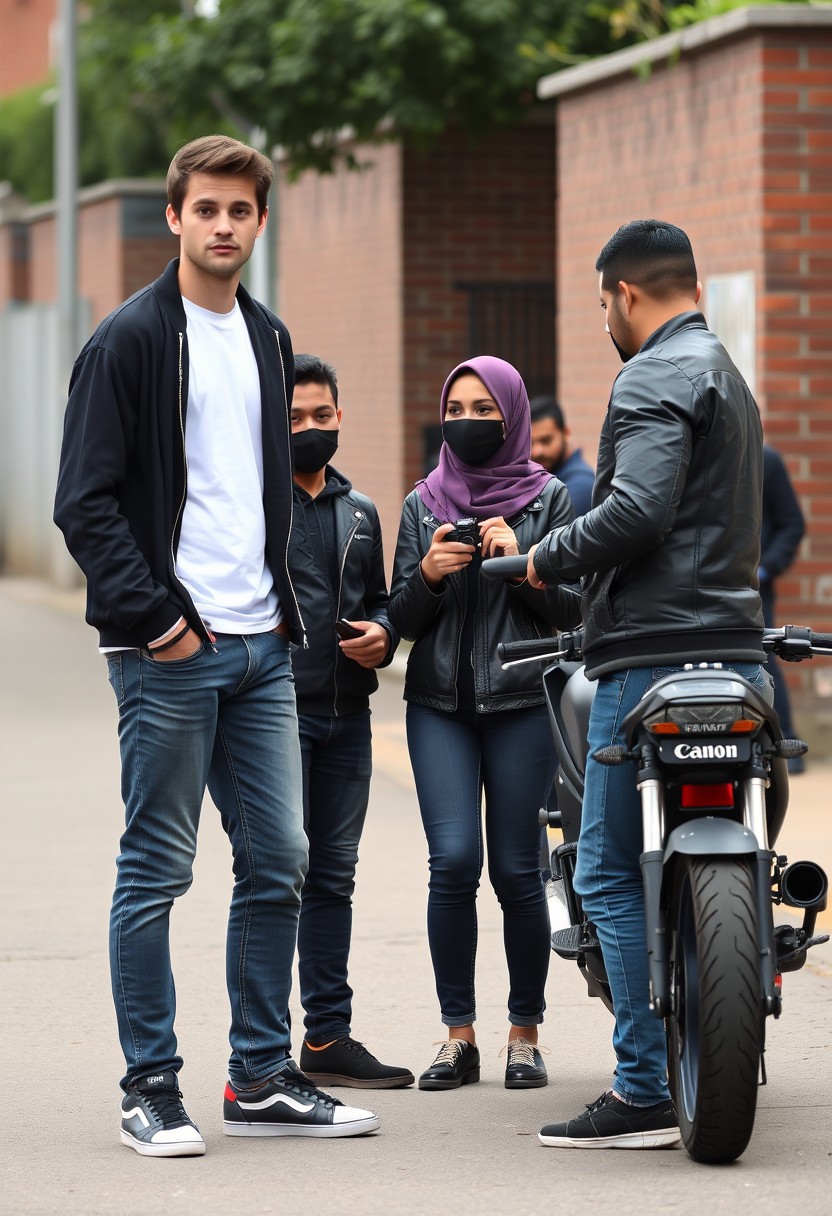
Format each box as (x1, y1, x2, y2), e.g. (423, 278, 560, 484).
(680, 783, 735, 808)
(644, 703, 764, 737)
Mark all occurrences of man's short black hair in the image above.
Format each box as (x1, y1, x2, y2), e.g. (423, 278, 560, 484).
(293, 354, 338, 405)
(530, 395, 566, 430)
(596, 220, 698, 300)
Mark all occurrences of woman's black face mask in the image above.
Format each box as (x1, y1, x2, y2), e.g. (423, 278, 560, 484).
(442, 419, 504, 466)
(292, 427, 339, 473)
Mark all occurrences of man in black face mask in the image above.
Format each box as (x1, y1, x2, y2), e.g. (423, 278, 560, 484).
(287, 354, 413, 1090)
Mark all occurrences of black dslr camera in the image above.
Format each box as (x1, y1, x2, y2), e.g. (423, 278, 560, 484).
(444, 517, 480, 548)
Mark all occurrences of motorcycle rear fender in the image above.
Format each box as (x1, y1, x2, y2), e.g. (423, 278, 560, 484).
(663, 818, 760, 862)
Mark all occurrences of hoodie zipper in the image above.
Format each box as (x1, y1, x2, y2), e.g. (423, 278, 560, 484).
(333, 508, 363, 717)
(275, 330, 308, 648)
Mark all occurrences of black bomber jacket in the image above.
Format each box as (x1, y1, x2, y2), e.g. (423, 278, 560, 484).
(388, 480, 580, 713)
(54, 259, 306, 649)
(288, 468, 398, 716)
(533, 312, 765, 679)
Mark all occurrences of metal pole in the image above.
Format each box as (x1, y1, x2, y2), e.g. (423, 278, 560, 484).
(51, 0, 80, 587)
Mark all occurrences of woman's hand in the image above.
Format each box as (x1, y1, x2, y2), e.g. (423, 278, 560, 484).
(420, 522, 475, 589)
(479, 516, 519, 558)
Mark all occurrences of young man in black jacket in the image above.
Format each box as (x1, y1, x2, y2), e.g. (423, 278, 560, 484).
(54, 137, 379, 1155)
(287, 355, 413, 1088)
(527, 220, 769, 1149)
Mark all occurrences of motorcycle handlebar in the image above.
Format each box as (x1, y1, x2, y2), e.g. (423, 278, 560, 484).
(763, 625, 832, 661)
(497, 631, 583, 666)
(481, 555, 530, 580)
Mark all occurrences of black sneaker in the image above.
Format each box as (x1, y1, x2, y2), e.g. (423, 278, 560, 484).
(223, 1064, 380, 1137)
(120, 1070, 205, 1157)
(300, 1036, 415, 1089)
(418, 1040, 481, 1090)
(539, 1090, 681, 1149)
(503, 1039, 548, 1089)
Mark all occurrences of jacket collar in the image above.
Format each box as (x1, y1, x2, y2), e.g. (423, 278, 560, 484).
(639, 310, 707, 354)
(151, 257, 270, 331)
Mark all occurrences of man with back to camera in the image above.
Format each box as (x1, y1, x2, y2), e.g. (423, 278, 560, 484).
(529, 396, 595, 517)
(526, 219, 769, 1148)
(287, 354, 414, 1089)
(54, 134, 379, 1156)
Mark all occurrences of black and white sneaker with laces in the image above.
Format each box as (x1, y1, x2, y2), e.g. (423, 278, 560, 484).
(223, 1064, 380, 1137)
(539, 1090, 681, 1149)
(120, 1070, 205, 1157)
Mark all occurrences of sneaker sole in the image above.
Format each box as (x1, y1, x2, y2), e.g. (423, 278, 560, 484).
(301, 1071, 415, 1090)
(418, 1068, 480, 1091)
(120, 1129, 206, 1157)
(538, 1128, 681, 1149)
(222, 1113, 380, 1138)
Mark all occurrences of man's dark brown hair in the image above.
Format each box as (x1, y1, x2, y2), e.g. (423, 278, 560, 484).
(167, 135, 274, 219)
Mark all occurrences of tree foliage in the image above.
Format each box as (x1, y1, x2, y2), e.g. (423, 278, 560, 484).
(0, 0, 813, 201)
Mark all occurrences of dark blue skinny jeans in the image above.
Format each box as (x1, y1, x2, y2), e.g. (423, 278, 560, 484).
(406, 702, 554, 1028)
(296, 708, 372, 1042)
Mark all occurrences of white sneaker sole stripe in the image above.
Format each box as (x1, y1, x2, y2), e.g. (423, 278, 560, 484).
(538, 1128, 681, 1149)
(223, 1113, 380, 1138)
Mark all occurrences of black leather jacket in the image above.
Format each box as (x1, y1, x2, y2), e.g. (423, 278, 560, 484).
(389, 480, 579, 712)
(533, 312, 765, 679)
(288, 468, 397, 716)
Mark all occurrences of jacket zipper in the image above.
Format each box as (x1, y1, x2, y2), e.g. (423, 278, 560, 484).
(333, 510, 363, 717)
(171, 331, 217, 651)
(275, 330, 308, 648)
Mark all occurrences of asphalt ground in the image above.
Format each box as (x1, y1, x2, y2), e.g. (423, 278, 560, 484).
(1, 577, 830, 1216)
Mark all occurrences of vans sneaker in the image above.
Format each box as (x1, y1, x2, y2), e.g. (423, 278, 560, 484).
(223, 1065, 380, 1138)
(120, 1070, 205, 1157)
(300, 1036, 414, 1089)
(539, 1090, 680, 1149)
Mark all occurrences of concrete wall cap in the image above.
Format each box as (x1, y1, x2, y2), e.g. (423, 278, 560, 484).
(537, 4, 832, 100)
(22, 178, 167, 222)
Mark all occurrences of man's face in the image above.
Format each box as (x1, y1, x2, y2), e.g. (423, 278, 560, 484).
(166, 172, 265, 282)
(531, 418, 568, 472)
(291, 382, 341, 433)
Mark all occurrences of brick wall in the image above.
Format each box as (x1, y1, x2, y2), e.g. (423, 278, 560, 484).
(553, 19, 832, 740)
(0, 0, 55, 96)
(277, 142, 405, 561)
(402, 127, 555, 492)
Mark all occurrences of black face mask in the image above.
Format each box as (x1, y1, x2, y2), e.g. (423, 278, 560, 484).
(442, 419, 505, 466)
(292, 427, 339, 473)
(609, 332, 634, 364)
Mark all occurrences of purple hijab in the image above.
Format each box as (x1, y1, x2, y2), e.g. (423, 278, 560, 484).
(416, 355, 553, 522)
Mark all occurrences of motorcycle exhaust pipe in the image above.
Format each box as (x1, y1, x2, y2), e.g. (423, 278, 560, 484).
(780, 860, 828, 939)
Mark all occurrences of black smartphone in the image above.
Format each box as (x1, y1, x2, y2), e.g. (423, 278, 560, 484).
(335, 619, 364, 640)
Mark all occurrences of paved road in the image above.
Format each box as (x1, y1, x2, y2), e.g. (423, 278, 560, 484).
(1, 578, 830, 1216)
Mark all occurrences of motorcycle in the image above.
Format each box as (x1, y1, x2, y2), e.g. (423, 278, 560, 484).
(482, 555, 830, 1164)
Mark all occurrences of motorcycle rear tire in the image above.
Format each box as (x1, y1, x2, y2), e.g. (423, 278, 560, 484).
(667, 855, 763, 1164)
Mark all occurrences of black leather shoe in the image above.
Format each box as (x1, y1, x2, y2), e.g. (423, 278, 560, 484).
(418, 1040, 481, 1090)
(504, 1039, 548, 1089)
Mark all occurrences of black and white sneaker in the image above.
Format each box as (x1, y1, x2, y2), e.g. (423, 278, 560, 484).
(539, 1090, 680, 1149)
(223, 1064, 380, 1138)
(120, 1071, 205, 1157)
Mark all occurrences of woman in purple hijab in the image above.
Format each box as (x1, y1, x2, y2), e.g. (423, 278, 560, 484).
(389, 356, 581, 1093)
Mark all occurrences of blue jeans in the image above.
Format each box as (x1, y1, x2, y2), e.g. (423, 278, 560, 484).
(406, 703, 554, 1027)
(106, 632, 307, 1091)
(297, 709, 372, 1042)
(574, 662, 772, 1105)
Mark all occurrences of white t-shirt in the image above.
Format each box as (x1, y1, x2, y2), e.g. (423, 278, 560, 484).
(175, 296, 282, 634)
